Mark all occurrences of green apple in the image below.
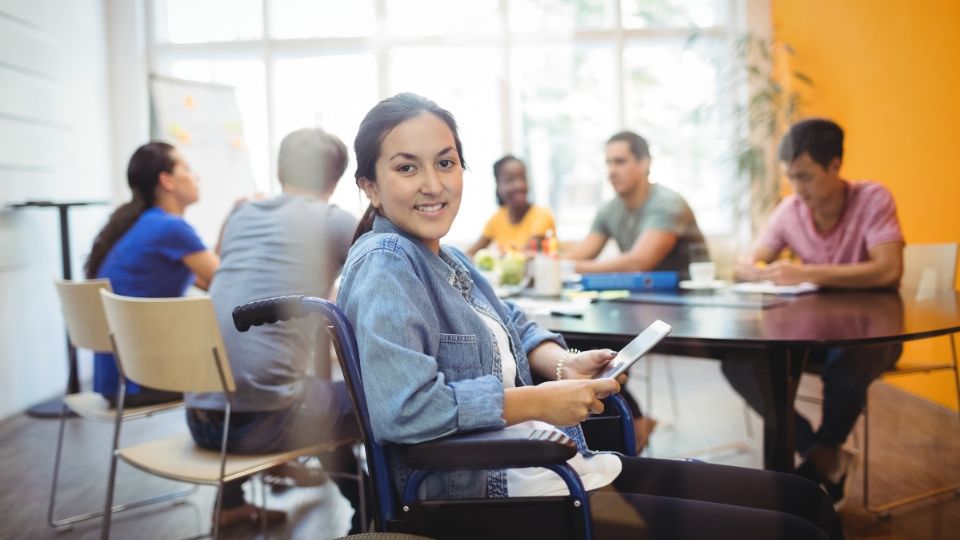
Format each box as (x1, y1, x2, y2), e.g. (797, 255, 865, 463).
(473, 249, 497, 272)
(500, 252, 527, 286)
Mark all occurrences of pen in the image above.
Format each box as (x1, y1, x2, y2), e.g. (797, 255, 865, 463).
(550, 310, 583, 319)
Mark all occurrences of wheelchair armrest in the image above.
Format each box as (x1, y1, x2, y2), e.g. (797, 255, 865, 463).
(403, 428, 576, 470)
(400, 430, 592, 528)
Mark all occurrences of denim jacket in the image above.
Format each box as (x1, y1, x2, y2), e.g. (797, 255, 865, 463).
(337, 216, 568, 500)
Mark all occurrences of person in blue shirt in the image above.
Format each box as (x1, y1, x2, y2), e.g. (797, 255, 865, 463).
(337, 93, 843, 540)
(84, 141, 219, 407)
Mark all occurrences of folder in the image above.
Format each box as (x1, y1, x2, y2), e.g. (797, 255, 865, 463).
(580, 271, 679, 292)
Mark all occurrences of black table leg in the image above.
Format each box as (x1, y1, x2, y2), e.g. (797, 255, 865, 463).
(762, 346, 807, 472)
(26, 204, 80, 418)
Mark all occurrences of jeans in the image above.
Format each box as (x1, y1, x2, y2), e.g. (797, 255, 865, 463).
(105, 386, 181, 408)
(721, 344, 901, 453)
(186, 378, 368, 532)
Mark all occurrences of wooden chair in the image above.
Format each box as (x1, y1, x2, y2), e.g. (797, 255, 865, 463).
(98, 290, 353, 539)
(862, 242, 960, 515)
(49, 279, 189, 530)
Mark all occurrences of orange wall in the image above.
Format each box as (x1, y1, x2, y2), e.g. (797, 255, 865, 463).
(773, 0, 960, 410)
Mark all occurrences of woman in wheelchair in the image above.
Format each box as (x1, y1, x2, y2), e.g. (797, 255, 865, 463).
(336, 93, 843, 540)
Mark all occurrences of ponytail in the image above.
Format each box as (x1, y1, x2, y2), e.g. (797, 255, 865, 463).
(84, 197, 148, 278)
(84, 141, 175, 278)
(351, 204, 379, 245)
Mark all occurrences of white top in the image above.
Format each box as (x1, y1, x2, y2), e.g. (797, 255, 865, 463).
(475, 309, 622, 497)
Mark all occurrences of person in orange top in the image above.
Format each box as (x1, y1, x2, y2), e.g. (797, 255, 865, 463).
(467, 155, 556, 256)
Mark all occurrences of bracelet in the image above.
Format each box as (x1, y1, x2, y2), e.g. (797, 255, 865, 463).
(556, 348, 580, 381)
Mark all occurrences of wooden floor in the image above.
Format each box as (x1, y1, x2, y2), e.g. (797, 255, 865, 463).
(2, 357, 957, 539)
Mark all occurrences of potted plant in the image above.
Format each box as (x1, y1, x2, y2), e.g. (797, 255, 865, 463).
(732, 32, 814, 234)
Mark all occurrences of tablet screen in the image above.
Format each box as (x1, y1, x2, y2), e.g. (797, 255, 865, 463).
(593, 319, 672, 379)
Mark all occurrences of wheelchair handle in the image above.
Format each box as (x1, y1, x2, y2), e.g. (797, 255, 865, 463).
(232, 295, 307, 332)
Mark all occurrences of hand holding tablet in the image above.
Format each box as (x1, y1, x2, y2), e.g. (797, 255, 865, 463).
(593, 320, 672, 379)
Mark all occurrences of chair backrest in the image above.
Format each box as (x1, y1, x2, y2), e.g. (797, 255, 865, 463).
(303, 298, 397, 531)
(99, 290, 235, 394)
(54, 279, 113, 352)
(902, 243, 958, 294)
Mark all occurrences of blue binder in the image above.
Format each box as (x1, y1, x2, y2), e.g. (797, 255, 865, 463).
(580, 271, 679, 292)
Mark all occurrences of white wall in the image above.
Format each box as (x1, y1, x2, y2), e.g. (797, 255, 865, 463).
(0, 0, 123, 419)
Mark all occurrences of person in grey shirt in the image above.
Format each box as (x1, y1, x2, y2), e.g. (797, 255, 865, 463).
(184, 128, 364, 532)
(564, 130, 708, 279)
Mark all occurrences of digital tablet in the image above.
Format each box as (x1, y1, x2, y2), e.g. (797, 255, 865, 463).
(593, 319, 672, 379)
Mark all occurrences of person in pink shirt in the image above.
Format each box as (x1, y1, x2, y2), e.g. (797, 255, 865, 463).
(723, 118, 904, 509)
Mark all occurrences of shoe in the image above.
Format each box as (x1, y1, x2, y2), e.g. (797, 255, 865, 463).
(822, 473, 848, 511)
(216, 503, 287, 529)
(824, 447, 855, 511)
(271, 459, 331, 487)
(633, 416, 658, 454)
(795, 447, 854, 511)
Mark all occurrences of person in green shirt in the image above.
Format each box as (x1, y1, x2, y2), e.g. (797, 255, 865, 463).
(564, 130, 709, 450)
(564, 131, 707, 280)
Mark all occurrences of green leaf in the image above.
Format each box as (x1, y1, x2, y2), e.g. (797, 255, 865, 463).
(793, 71, 814, 86)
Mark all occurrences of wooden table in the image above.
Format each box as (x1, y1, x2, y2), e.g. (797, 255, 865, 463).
(529, 289, 960, 471)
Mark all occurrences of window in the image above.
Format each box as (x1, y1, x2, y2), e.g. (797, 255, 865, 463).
(148, 0, 747, 245)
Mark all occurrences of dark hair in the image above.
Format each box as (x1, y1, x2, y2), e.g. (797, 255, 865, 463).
(352, 93, 466, 244)
(278, 128, 348, 192)
(84, 142, 175, 278)
(778, 118, 844, 169)
(607, 131, 650, 160)
(492, 154, 523, 206)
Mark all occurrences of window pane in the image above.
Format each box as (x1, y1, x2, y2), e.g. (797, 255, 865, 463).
(621, 0, 727, 29)
(510, 45, 617, 242)
(159, 58, 269, 192)
(273, 54, 378, 214)
(269, 0, 374, 39)
(509, 0, 617, 33)
(385, 0, 500, 38)
(623, 37, 735, 234)
(388, 47, 503, 245)
(154, 0, 262, 43)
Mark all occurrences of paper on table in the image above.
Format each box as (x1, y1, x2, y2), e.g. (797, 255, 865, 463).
(729, 281, 819, 295)
(509, 297, 590, 317)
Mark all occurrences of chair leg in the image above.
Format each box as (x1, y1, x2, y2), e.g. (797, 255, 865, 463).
(862, 355, 960, 516)
(951, 334, 960, 427)
(862, 397, 874, 514)
(356, 444, 367, 533)
(100, 402, 125, 540)
(258, 474, 269, 538)
(665, 359, 753, 461)
(645, 355, 654, 416)
(211, 480, 223, 540)
(664, 356, 681, 421)
(47, 400, 193, 529)
(47, 402, 69, 529)
(644, 356, 654, 456)
(742, 401, 754, 440)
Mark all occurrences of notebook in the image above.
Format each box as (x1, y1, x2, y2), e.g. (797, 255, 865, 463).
(729, 281, 819, 296)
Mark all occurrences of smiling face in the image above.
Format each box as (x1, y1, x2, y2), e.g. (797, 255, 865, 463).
(359, 112, 463, 253)
(496, 159, 529, 210)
